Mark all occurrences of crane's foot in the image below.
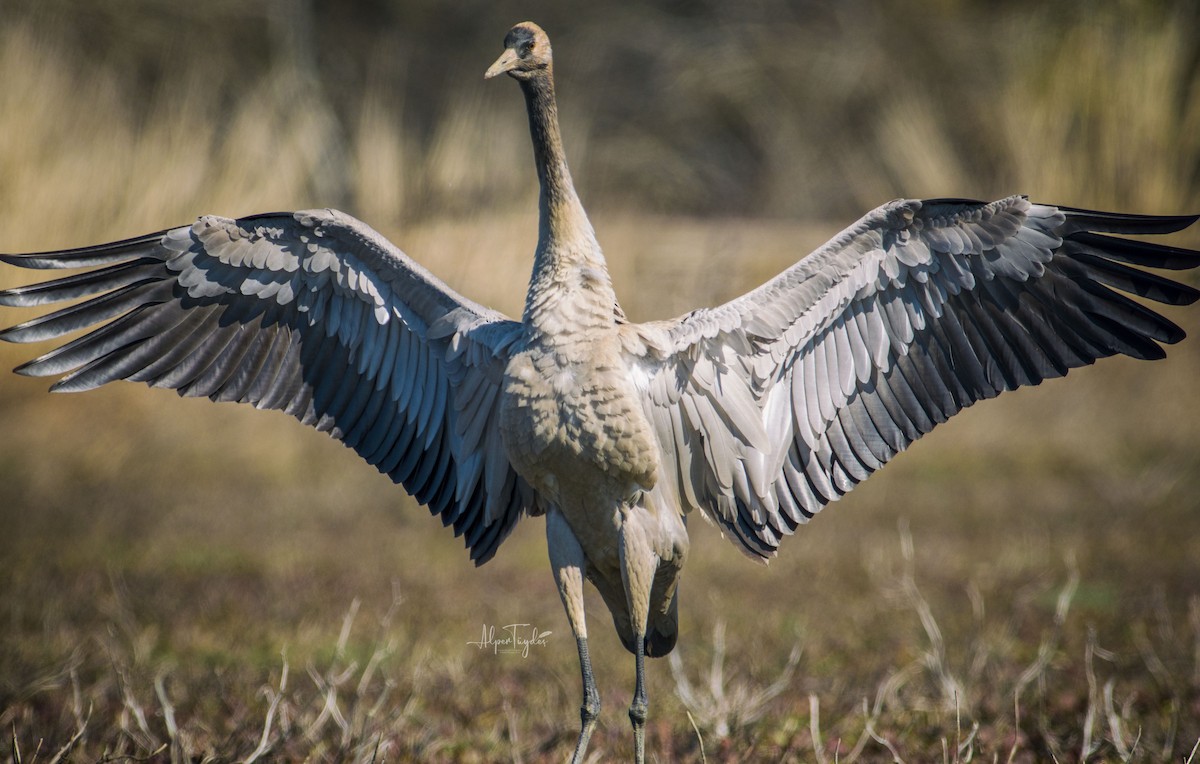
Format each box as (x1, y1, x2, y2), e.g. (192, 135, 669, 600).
(629, 697, 647, 764)
(569, 636, 601, 764)
(628, 634, 648, 764)
(569, 701, 600, 764)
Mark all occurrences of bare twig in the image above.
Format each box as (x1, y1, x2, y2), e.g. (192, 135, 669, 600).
(305, 661, 355, 742)
(245, 652, 290, 764)
(153, 674, 183, 764)
(898, 521, 965, 712)
(1102, 678, 1133, 760)
(809, 693, 827, 764)
(1184, 736, 1200, 764)
(1133, 622, 1173, 691)
(685, 710, 706, 764)
(301, 599, 366, 746)
(1190, 597, 1200, 687)
(1132, 620, 1181, 759)
(957, 721, 979, 763)
(670, 619, 803, 738)
(864, 710, 904, 764)
(337, 598, 361, 659)
(1080, 628, 1100, 761)
(1008, 555, 1079, 764)
(43, 664, 90, 764)
(97, 743, 168, 763)
(110, 658, 158, 752)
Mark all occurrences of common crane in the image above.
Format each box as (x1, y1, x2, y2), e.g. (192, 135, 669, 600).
(2, 22, 1198, 763)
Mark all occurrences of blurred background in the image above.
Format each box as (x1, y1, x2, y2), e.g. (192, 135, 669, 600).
(3, 0, 1199, 239)
(1, 0, 1199, 761)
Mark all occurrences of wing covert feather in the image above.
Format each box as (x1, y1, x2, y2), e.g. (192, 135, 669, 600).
(626, 196, 1200, 559)
(0, 209, 535, 564)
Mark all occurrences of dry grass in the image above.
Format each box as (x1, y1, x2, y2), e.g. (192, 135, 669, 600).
(2, 5, 1200, 763)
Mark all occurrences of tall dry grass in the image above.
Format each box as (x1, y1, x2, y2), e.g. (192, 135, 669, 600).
(3, 2, 1198, 238)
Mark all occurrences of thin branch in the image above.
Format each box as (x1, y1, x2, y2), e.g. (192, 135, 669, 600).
(809, 693, 828, 764)
(1080, 628, 1100, 761)
(898, 521, 965, 711)
(244, 651, 290, 764)
(685, 710, 706, 764)
(1008, 556, 1079, 764)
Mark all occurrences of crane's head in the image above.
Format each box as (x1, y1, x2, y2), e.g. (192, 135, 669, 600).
(485, 22, 552, 81)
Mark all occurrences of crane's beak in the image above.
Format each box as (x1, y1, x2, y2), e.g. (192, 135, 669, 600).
(485, 48, 519, 79)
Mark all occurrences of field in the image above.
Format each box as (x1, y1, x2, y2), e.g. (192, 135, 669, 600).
(2, 3, 1200, 762)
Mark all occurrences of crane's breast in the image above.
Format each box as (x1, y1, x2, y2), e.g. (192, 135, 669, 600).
(500, 342, 658, 508)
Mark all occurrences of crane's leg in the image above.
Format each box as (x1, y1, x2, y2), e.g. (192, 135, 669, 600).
(630, 629, 649, 763)
(546, 511, 600, 764)
(619, 519, 656, 764)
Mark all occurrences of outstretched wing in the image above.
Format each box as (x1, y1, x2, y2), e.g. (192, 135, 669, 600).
(0, 209, 536, 564)
(627, 196, 1199, 559)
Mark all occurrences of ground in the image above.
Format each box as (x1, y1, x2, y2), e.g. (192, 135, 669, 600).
(2, 215, 1198, 763)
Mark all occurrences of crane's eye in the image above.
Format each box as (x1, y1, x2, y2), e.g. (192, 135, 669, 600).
(519, 41, 534, 58)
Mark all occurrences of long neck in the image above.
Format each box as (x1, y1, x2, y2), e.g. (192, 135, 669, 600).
(521, 73, 578, 215)
(519, 72, 620, 334)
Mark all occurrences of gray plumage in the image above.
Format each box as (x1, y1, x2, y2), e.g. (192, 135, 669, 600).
(2, 21, 1199, 763)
